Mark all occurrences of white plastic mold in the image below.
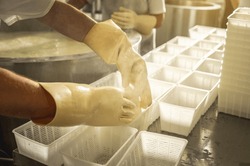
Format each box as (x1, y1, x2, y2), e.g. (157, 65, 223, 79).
(234, 7, 250, 15)
(149, 66, 191, 84)
(204, 34, 226, 43)
(180, 71, 220, 114)
(143, 51, 175, 65)
(146, 79, 176, 127)
(166, 36, 198, 48)
(194, 40, 222, 50)
(227, 12, 250, 27)
(153, 43, 186, 55)
(207, 50, 223, 61)
(188, 25, 216, 39)
(196, 59, 222, 76)
(61, 126, 138, 166)
(181, 47, 211, 59)
(159, 85, 208, 136)
(117, 131, 188, 166)
(131, 79, 175, 130)
(12, 121, 82, 166)
(149, 78, 175, 101)
(146, 62, 163, 76)
(166, 55, 202, 70)
(211, 27, 226, 37)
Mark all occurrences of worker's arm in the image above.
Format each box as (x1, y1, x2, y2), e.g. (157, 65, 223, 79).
(111, 7, 165, 35)
(230, 0, 240, 9)
(0, 67, 138, 126)
(38, 0, 96, 42)
(0, 67, 56, 124)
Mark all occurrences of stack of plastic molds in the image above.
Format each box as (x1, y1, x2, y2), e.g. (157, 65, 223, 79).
(218, 7, 250, 119)
(12, 121, 84, 166)
(117, 131, 187, 166)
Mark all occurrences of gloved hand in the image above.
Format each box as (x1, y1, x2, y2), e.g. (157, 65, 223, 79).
(83, 20, 152, 109)
(111, 7, 137, 30)
(32, 83, 138, 126)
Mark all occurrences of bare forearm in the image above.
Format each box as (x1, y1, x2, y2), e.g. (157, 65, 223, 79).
(38, 0, 96, 42)
(0, 68, 55, 123)
(135, 13, 164, 35)
(134, 15, 157, 35)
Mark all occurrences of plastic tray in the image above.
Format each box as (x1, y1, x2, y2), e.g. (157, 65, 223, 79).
(159, 85, 208, 136)
(61, 126, 138, 166)
(12, 121, 82, 166)
(117, 131, 188, 166)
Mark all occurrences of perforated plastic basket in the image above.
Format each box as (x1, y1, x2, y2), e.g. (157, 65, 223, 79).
(12, 121, 82, 166)
(61, 126, 138, 166)
(117, 131, 188, 166)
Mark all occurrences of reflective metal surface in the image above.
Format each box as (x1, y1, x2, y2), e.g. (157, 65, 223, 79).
(156, 0, 221, 46)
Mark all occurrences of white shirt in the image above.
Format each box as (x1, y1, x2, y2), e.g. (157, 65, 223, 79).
(239, 0, 250, 7)
(0, 0, 55, 26)
(88, 0, 165, 20)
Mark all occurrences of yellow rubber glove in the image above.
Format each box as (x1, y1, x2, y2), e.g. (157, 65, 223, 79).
(83, 20, 152, 109)
(111, 7, 157, 35)
(33, 83, 138, 126)
(111, 7, 137, 30)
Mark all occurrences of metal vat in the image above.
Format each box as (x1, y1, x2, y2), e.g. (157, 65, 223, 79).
(156, 0, 221, 46)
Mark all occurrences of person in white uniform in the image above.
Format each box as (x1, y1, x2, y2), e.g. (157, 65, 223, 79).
(230, 0, 250, 8)
(68, 0, 166, 55)
(0, 0, 152, 126)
